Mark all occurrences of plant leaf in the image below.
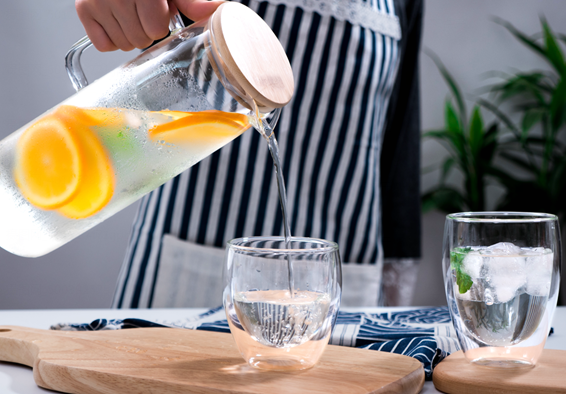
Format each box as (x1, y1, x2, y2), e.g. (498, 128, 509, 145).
(421, 187, 467, 214)
(480, 123, 499, 163)
(423, 130, 463, 159)
(450, 247, 473, 294)
(521, 108, 544, 142)
(422, 130, 452, 138)
(477, 98, 522, 139)
(496, 73, 552, 105)
(483, 122, 499, 144)
(440, 157, 456, 184)
(499, 151, 539, 175)
(445, 100, 462, 133)
(496, 181, 552, 214)
(549, 156, 566, 198)
(469, 106, 484, 158)
(444, 101, 468, 163)
(542, 18, 566, 75)
(513, 101, 549, 113)
(486, 165, 521, 190)
(549, 77, 566, 133)
(522, 136, 566, 153)
(493, 17, 546, 59)
(426, 49, 467, 124)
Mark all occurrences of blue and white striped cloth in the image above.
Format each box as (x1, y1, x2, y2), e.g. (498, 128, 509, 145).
(52, 307, 461, 380)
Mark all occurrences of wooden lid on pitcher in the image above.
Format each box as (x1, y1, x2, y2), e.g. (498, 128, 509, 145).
(208, 2, 294, 111)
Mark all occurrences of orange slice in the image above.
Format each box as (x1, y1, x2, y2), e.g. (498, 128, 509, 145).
(77, 107, 190, 133)
(54, 106, 116, 219)
(148, 110, 249, 145)
(157, 110, 194, 121)
(77, 106, 125, 127)
(14, 114, 83, 209)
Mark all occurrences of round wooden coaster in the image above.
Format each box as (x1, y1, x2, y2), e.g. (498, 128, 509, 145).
(433, 350, 566, 394)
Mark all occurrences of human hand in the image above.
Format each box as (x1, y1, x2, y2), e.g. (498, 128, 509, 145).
(75, 0, 223, 52)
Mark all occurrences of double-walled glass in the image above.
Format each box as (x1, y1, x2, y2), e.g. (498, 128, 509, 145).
(443, 212, 561, 367)
(224, 236, 342, 371)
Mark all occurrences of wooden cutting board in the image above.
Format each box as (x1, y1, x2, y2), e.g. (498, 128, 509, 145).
(0, 325, 424, 394)
(433, 350, 566, 394)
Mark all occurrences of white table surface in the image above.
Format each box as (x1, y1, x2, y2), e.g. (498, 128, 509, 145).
(0, 307, 564, 394)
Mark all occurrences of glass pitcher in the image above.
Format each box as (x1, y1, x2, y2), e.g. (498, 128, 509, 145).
(0, 2, 294, 258)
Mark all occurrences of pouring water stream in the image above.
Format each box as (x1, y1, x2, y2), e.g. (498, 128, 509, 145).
(252, 104, 295, 298)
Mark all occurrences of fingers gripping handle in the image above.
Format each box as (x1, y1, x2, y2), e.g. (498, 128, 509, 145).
(65, 5, 185, 92)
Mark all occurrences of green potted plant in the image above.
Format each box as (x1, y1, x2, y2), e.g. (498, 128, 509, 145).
(423, 18, 566, 305)
(483, 18, 566, 224)
(422, 53, 502, 213)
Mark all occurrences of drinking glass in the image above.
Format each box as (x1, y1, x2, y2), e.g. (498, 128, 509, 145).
(443, 212, 561, 367)
(223, 236, 342, 371)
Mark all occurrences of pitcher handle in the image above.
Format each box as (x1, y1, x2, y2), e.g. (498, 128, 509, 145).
(65, 3, 185, 91)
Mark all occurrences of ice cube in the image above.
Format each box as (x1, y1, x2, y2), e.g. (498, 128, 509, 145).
(482, 242, 522, 256)
(461, 252, 483, 279)
(525, 250, 553, 296)
(455, 279, 486, 301)
(455, 287, 472, 300)
(484, 254, 526, 303)
(493, 287, 516, 304)
(520, 247, 546, 256)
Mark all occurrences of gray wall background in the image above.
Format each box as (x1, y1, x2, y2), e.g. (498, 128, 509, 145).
(0, 1, 564, 309)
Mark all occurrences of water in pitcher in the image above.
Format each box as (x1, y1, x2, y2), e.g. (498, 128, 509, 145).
(0, 101, 250, 257)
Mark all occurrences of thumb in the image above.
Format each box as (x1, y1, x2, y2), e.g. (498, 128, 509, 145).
(173, 0, 225, 22)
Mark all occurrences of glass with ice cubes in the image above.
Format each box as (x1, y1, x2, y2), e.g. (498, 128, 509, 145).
(443, 212, 561, 367)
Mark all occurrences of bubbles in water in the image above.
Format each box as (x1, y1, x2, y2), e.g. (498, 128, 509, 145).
(484, 288, 494, 306)
(234, 290, 330, 348)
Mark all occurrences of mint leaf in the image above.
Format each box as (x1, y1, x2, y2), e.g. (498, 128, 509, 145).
(449, 247, 471, 267)
(450, 247, 473, 294)
(456, 270, 473, 294)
